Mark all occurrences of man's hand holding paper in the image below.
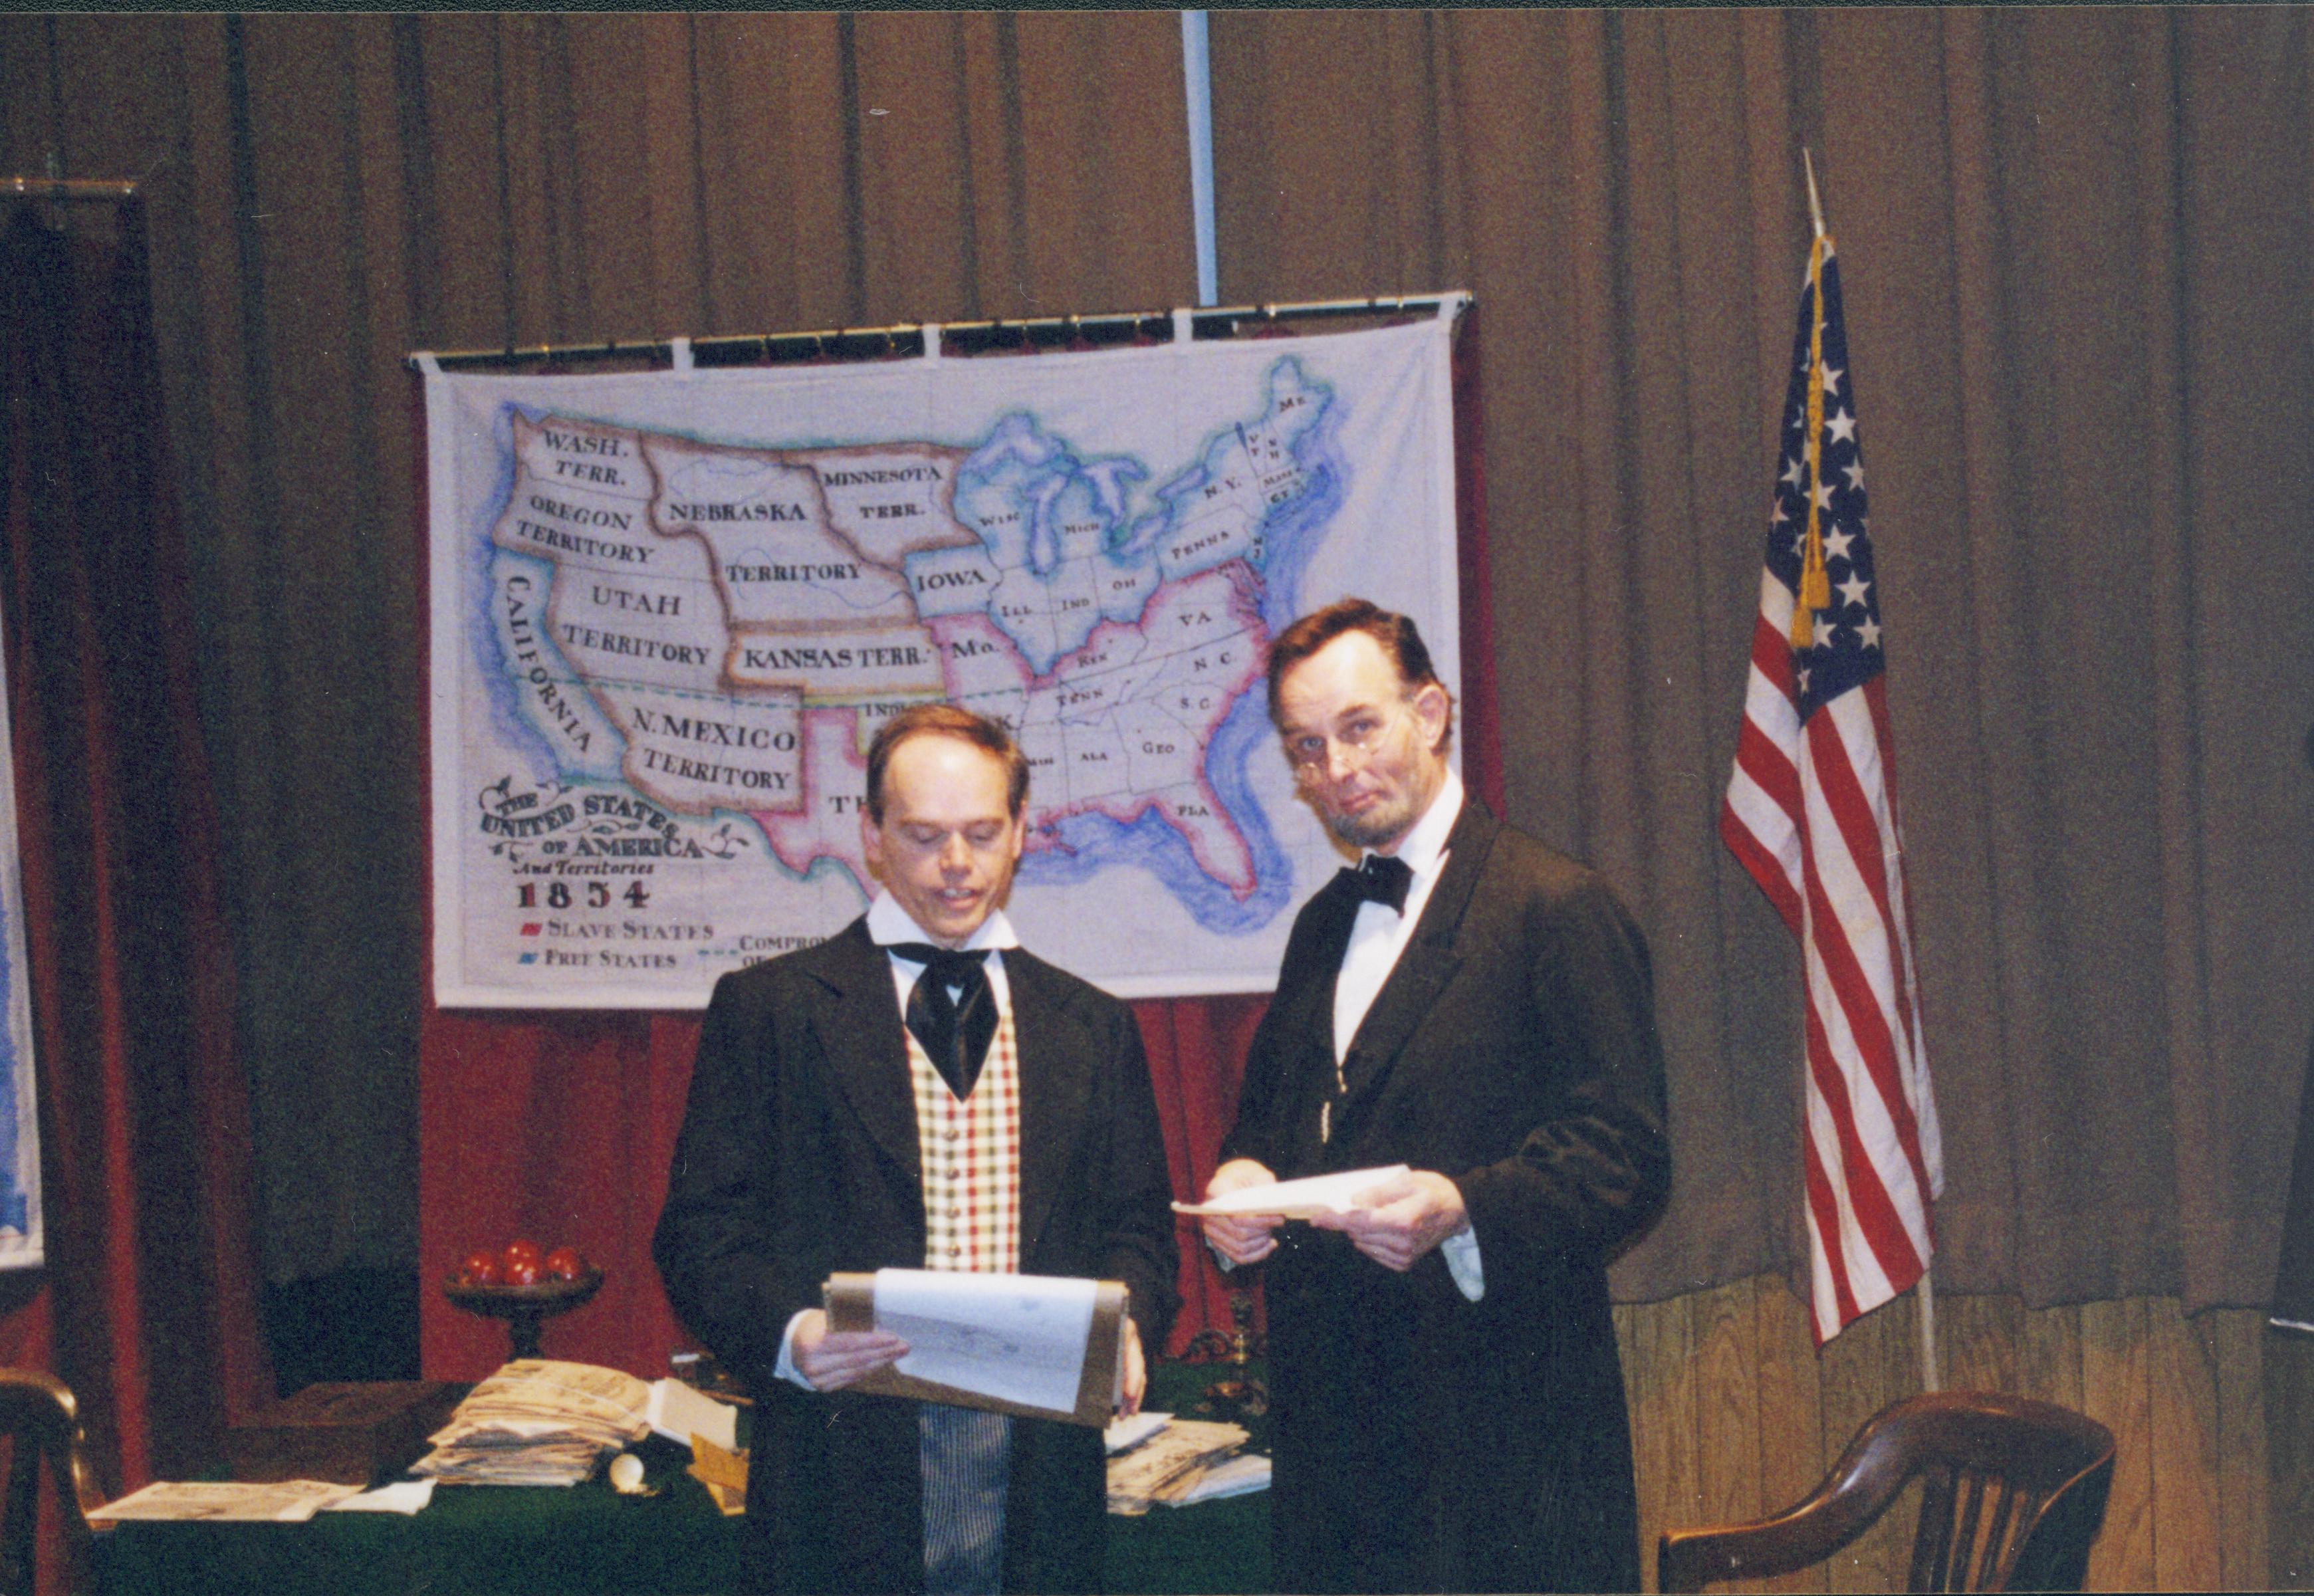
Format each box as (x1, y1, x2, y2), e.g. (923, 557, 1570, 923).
(1305, 1168, 1470, 1272)
(788, 1308, 909, 1392)
(1193, 1158, 1285, 1264)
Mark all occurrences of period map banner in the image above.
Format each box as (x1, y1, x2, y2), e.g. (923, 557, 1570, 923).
(425, 314, 1462, 1006)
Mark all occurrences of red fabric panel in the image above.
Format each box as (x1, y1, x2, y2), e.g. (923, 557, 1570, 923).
(0, 198, 267, 1561)
(1133, 995, 1271, 1355)
(419, 1010, 705, 1378)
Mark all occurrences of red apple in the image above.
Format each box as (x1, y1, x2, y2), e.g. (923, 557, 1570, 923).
(503, 1256, 542, 1286)
(501, 1239, 542, 1271)
(458, 1250, 501, 1286)
(544, 1246, 588, 1282)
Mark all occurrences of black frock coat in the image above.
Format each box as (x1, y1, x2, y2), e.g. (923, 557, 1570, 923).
(653, 917, 1180, 1595)
(1218, 798, 1671, 1594)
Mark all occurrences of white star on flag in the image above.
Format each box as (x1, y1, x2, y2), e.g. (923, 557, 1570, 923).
(1827, 406, 1859, 444)
(1837, 572, 1871, 609)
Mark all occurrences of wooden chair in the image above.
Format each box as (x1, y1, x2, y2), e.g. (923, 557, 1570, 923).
(0, 1369, 107, 1596)
(1657, 1391, 2116, 1593)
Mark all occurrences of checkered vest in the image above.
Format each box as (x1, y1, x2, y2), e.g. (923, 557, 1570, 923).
(905, 1004, 1021, 1274)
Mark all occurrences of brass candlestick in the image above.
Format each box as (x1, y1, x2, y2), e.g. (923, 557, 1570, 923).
(1181, 1288, 1268, 1419)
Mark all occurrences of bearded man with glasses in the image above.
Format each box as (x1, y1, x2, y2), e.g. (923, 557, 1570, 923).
(1199, 598, 1671, 1594)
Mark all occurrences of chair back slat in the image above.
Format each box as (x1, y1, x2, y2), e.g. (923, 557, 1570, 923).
(1911, 1464, 1959, 1591)
(1972, 1477, 2025, 1589)
(1954, 1470, 1995, 1591)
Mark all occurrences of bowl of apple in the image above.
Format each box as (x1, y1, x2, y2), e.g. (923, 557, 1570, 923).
(443, 1240, 602, 1359)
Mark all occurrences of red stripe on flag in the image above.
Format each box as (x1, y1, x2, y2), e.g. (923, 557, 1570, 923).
(1863, 679, 1926, 1060)
(1799, 945, 1926, 1290)
(1750, 612, 1798, 697)
(1805, 715, 1934, 1206)
(1735, 717, 1803, 829)
(1799, 842, 1932, 1240)
(1719, 800, 1802, 934)
(1807, 708, 1903, 947)
(1799, 1109, 1861, 1343)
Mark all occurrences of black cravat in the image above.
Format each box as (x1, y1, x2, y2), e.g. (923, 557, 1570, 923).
(1341, 853, 1415, 915)
(888, 943, 997, 1099)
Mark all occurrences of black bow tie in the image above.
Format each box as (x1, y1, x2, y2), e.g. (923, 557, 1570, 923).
(887, 943, 996, 1099)
(1341, 854, 1415, 915)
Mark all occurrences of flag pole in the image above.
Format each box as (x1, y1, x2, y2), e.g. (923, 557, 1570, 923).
(1917, 1262, 1941, 1392)
(1802, 148, 1826, 240)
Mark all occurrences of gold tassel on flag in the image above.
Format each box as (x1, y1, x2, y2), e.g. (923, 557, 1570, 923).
(1790, 232, 1833, 650)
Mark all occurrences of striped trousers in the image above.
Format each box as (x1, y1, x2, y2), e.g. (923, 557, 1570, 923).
(921, 1404, 1012, 1595)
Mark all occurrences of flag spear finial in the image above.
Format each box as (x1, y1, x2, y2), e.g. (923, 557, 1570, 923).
(1803, 148, 1827, 240)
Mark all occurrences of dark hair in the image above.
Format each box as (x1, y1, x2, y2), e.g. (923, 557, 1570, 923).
(864, 703, 1030, 824)
(1265, 598, 1454, 749)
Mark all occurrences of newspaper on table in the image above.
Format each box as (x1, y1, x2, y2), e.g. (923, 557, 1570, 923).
(91, 1479, 362, 1523)
(409, 1359, 653, 1487)
(1103, 1417, 1254, 1516)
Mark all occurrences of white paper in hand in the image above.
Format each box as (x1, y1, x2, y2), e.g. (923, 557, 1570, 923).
(1171, 1165, 1411, 1219)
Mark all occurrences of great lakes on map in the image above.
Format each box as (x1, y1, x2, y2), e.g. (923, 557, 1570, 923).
(479, 355, 1341, 926)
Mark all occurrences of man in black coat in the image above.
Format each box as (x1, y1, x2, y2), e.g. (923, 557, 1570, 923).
(655, 704, 1179, 1595)
(1201, 599, 1671, 1593)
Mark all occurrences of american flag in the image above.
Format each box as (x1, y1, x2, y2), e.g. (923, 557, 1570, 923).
(1720, 233, 1943, 1346)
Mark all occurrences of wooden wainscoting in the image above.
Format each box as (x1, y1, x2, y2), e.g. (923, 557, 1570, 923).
(1614, 1277, 2273, 1591)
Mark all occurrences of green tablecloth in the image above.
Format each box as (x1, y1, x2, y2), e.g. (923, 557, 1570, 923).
(94, 1362, 1270, 1596)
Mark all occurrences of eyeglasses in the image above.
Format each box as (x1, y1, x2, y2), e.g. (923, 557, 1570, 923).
(1284, 704, 1411, 782)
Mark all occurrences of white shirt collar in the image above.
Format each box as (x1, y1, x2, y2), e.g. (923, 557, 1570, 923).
(1368, 766, 1462, 882)
(866, 889, 1020, 956)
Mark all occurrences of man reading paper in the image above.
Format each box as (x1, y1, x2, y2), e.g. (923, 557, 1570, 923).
(655, 705, 1178, 1595)
(1201, 600, 1671, 1593)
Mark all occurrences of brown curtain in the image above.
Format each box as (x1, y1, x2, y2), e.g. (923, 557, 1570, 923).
(1210, 7, 2314, 1315)
(9, 5, 2313, 1371)
(0, 14, 1197, 1319)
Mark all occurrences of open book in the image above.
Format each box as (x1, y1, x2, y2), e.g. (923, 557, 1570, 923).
(824, 1270, 1127, 1428)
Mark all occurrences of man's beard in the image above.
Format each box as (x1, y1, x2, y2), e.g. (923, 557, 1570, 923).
(1324, 792, 1423, 854)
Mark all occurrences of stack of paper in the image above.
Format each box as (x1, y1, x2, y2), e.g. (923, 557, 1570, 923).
(1103, 1418, 1254, 1515)
(409, 1360, 653, 1488)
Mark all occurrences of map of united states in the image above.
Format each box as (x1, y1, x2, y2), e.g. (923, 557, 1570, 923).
(483, 358, 1337, 913)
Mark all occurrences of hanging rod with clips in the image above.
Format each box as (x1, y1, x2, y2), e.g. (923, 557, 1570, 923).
(406, 292, 1470, 372)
